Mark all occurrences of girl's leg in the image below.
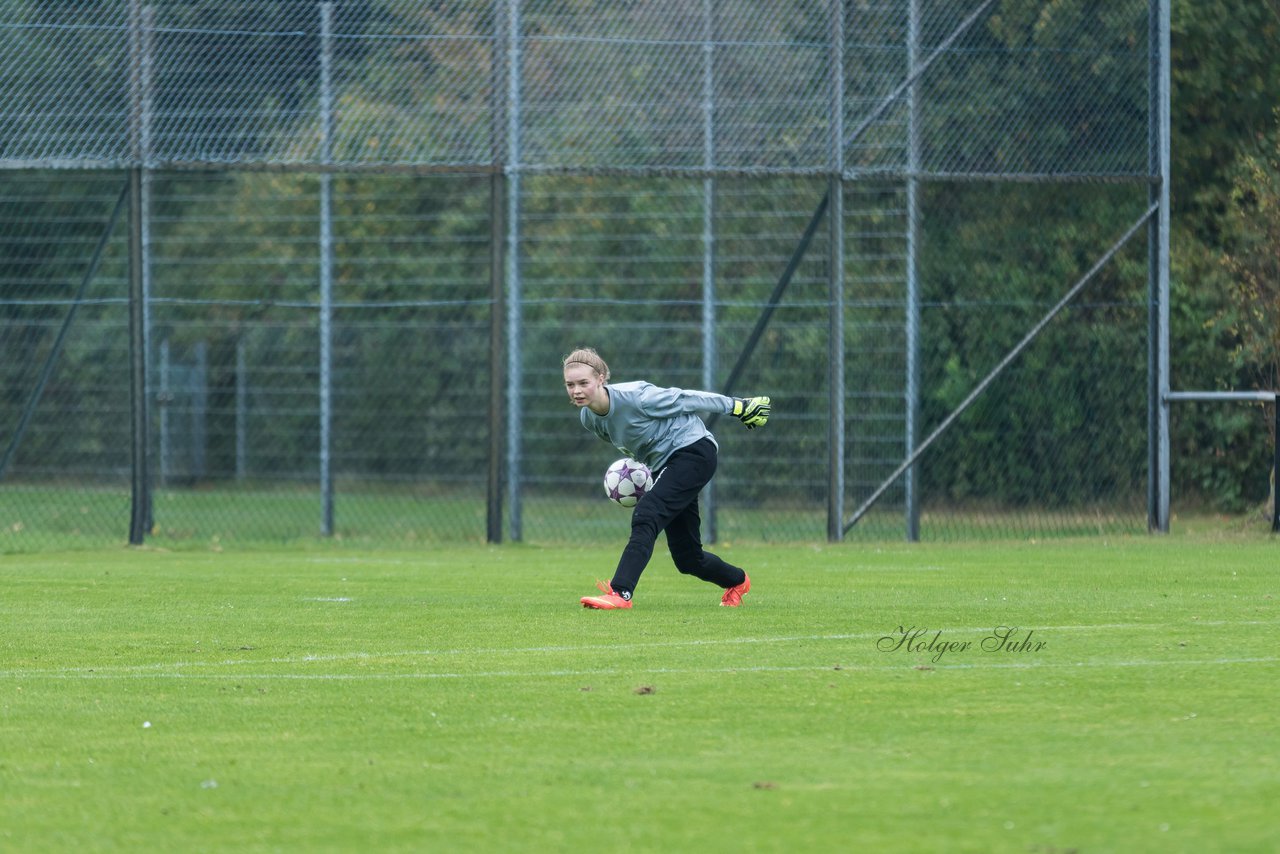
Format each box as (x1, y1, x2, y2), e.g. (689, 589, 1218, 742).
(664, 496, 746, 589)
(610, 438, 717, 596)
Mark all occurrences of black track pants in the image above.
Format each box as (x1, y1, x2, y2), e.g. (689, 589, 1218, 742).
(610, 438, 747, 596)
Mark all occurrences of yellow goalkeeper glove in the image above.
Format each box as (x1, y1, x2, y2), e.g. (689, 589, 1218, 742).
(731, 396, 771, 429)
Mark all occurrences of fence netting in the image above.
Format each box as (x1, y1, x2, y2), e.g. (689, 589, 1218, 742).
(1, 1, 1157, 549)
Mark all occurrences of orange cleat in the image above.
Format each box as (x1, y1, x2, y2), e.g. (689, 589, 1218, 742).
(720, 572, 751, 607)
(581, 580, 633, 610)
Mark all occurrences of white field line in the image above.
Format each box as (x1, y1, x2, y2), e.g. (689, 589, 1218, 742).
(7, 657, 1279, 681)
(1, 620, 1276, 679)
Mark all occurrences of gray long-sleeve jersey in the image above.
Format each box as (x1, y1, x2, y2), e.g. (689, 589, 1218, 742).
(579, 380, 734, 470)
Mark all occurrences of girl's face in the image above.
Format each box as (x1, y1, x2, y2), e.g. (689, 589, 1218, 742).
(564, 364, 608, 412)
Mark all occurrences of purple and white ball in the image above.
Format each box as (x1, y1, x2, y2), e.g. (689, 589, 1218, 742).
(603, 458, 654, 507)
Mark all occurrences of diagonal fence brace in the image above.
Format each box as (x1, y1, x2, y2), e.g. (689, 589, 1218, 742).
(844, 202, 1161, 534)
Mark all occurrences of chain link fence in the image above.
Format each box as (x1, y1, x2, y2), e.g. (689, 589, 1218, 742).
(2, 0, 1161, 550)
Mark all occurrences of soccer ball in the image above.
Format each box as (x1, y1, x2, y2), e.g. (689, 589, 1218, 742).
(603, 458, 653, 507)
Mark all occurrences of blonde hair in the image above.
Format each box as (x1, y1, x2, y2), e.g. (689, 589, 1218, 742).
(562, 346, 610, 382)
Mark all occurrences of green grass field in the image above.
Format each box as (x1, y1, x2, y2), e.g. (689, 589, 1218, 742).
(2, 534, 1277, 852)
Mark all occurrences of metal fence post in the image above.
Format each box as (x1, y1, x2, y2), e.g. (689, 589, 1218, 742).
(702, 0, 718, 543)
(128, 166, 149, 545)
(504, 0, 524, 542)
(826, 0, 845, 543)
(140, 6, 155, 534)
(905, 0, 921, 542)
(318, 2, 335, 536)
(127, 0, 151, 545)
(1152, 0, 1172, 533)
(488, 172, 506, 544)
(486, 0, 510, 544)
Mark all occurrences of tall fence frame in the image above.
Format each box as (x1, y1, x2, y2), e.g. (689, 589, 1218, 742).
(0, 1, 1173, 547)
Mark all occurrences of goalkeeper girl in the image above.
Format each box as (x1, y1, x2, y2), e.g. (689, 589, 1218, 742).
(562, 346, 770, 609)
